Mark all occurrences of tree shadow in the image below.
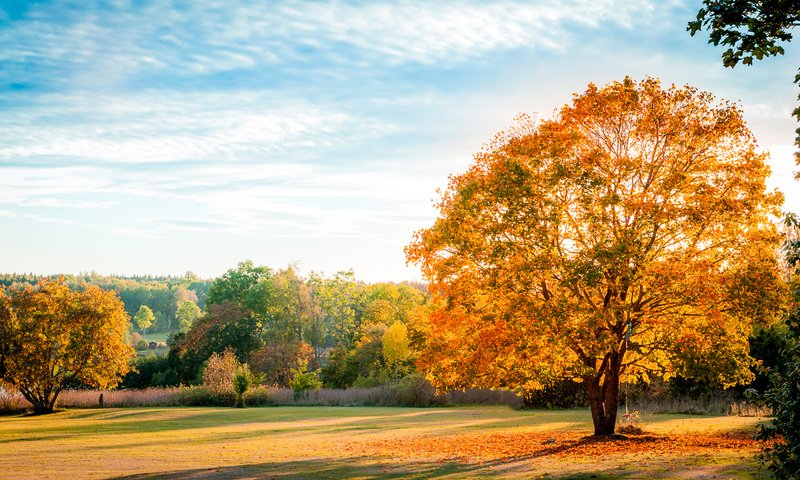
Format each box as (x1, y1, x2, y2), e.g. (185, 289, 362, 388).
(108, 457, 489, 479)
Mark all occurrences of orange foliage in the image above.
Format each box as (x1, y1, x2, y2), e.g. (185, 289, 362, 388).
(406, 77, 788, 435)
(361, 431, 759, 462)
(0, 280, 134, 413)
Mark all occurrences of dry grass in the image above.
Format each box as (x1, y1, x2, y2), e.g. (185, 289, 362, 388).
(0, 387, 26, 413)
(57, 388, 181, 407)
(0, 406, 770, 479)
(48, 385, 522, 409)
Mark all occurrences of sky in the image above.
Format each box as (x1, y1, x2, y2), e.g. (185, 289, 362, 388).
(0, 0, 798, 283)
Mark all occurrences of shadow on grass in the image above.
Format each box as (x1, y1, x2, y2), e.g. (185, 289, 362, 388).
(106, 456, 605, 480)
(105, 454, 762, 480)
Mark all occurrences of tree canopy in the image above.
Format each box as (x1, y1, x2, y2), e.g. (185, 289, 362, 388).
(0, 280, 134, 413)
(688, 0, 800, 168)
(407, 77, 787, 435)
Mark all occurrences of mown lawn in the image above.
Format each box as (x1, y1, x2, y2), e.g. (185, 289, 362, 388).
(0, 406, 769, 479)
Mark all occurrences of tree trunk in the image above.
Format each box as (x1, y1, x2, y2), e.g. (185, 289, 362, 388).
(586, 353, 622, 436)
(20, 387, 55, 414)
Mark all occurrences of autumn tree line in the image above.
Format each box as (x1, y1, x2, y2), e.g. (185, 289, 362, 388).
(0, 263, 431, 403)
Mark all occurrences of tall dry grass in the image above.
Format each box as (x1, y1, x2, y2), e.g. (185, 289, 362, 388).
(57, 388, 181, 408)
(0, 387, 27, 413)
(49, 384, 522, 409)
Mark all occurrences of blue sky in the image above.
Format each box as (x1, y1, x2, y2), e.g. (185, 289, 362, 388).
(1, 0, 798, 282)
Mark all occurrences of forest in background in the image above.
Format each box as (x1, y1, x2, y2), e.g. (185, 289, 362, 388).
(0, 262, 434, 393)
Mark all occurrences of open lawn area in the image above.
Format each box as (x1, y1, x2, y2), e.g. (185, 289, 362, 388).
(0, 406, 769, 479)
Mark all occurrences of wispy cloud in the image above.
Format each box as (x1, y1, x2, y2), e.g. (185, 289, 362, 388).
(1, 0, 672, 86)
(0, 91, 367, 163)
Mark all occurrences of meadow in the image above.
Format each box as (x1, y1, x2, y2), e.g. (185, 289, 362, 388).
(0, 406, 769, 479)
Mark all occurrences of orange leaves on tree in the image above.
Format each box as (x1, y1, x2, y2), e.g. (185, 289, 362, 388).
(406, 77, 788, 436)
(0, 279, 134, 413)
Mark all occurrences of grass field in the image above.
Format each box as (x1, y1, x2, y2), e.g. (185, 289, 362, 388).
(0, 406, 769, 479)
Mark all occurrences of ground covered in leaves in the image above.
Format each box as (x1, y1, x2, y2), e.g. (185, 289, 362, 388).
(0, 406, 770, 479)
(364, 430, 759, 461)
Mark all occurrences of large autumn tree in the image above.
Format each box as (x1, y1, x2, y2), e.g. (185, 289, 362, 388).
(407, 78, 787, 436)
(0, 280, 134, 413)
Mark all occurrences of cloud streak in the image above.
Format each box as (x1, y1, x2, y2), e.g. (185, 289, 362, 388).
(1, 0, 670, 86)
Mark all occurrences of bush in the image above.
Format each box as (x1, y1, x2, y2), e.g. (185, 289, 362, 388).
(174, 386, 235, 407)
(129, 332, 144, 348)
(135, 339, 148, 350)
(233, 364, 259, 408)
(121, 355, 177, 389)
(289, 359, 323, 400)
(390, 373, 438, 407)
(244, 385, 273, 406)
(202, 348, 239, 393)
(754, 342, 800, 478)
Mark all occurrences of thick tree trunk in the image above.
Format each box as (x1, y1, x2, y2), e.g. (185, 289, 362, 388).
(586, 352, 622, 436)
(20, 387, 57, 414)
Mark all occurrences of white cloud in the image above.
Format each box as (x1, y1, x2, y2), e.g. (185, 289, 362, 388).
(0, 91, 362, 163)
(0, 0, 673, 80)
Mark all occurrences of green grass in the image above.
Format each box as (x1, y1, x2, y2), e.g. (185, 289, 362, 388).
(0, 406, 770, 479)
(139, 331, 170, 343)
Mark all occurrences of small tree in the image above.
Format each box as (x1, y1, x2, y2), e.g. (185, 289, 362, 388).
(383, 322, 411, 382)
(202, 348, 239, 393)
(175, 300, 201, 333)
(232, 363, 256, 408)
(134, 305, 155, 335)
(0, 280, 134, 414)
(289, 359, 322, 400)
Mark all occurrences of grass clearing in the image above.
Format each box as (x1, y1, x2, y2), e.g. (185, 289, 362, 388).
(0, 406, 769, 479)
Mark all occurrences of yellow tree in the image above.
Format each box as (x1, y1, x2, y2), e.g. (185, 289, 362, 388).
(407, 78, 788, 436)
(0, 280, 134, 413)
(383, 321, 411, 382)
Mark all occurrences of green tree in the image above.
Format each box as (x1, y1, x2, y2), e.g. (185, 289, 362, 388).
(310, 270, 366, 348)
(134, 305, 155, 335)
(688, 0, 800, 167)
(289, 359, 323, 400)
(206, 260, 272, 309)
(407, 78, 787, 436)
(0, 280, 134, 413)
(171, 302, 262, 383)
(754, 213, 800, 478)
(233, 363, 258, 408)
(176, 300, 202, 333)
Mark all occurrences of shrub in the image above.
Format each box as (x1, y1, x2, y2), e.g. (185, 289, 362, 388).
(233, 364, 257, 408)
(121, 355, 177, 388)
(135, 339, 148, 350)
(244, 385, 273, 406)
(391, 373, 438, 407)
(754, 342, 800, 478)
(173, 386, 234, 406)
(129, 332, 144, 348)
(289, 359, 323, 400)
(202, 348, 239, 393)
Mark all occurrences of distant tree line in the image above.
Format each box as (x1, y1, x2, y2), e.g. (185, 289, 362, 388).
(0, 272, 212, 334)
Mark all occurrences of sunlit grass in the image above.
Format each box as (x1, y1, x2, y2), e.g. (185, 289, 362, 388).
(0, 406, 769, 479)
